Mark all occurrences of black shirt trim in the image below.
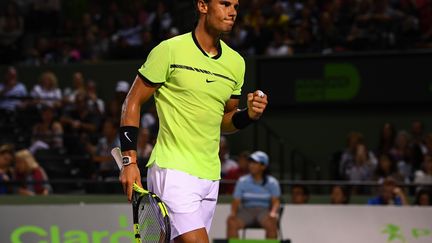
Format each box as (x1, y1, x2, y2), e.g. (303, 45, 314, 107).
(137, 72, 159, 87)
(191, 31, 222, 60)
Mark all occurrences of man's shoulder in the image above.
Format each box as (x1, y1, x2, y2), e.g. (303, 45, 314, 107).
(162, 32, 191, 46)
(220, 40, 244, 62)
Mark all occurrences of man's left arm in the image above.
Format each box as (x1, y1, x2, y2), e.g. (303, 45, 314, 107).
(221, 90, 268, 133)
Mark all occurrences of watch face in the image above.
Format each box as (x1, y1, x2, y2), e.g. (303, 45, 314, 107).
(122, 156, 130, 165)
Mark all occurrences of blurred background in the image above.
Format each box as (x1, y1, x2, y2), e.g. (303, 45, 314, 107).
(1, 0, 432, 241)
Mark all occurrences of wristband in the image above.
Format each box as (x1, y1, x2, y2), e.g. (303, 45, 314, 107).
(119, 126, 139, 152)
(232, 108, 256, 129)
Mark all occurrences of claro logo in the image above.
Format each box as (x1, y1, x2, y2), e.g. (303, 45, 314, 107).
(295, 63, 361, 102)
(10, 215, 135, 243)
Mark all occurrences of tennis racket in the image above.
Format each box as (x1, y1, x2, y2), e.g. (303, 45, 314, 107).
(111, 147, 171, 243)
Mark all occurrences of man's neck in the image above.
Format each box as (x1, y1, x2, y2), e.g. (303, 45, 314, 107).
(194, 23, 221, 56)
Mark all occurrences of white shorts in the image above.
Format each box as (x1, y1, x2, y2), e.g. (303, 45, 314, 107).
(146, 164, 219, 240)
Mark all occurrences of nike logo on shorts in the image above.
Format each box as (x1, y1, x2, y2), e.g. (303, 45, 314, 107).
(206, 79, 216, 83)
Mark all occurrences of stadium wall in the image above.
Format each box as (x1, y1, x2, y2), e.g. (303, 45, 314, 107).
(0, 203, 430, 243)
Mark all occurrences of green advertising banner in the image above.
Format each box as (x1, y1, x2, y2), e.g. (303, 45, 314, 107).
(1, 204, 431, 243)
(257, 52, 432, 108)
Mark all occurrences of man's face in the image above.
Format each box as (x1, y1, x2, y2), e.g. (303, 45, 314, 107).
(202, 0, 239, 34)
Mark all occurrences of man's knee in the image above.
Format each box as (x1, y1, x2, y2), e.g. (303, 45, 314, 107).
(227, 215, 242, 228)
(260, 216, 277, 230)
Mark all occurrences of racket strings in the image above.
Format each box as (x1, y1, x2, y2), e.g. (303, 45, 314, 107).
(138, 195, 168, 242)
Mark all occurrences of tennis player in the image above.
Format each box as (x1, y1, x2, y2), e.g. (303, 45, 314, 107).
(119, 0, 268, 242)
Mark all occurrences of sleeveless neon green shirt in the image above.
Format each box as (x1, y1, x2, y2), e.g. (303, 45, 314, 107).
(138, 32, 245, 180)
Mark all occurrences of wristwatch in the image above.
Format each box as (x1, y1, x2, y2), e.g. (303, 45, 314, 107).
(122, 156, 135, 166)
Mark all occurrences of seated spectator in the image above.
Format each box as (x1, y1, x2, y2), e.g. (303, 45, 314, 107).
(367, 178, 409, 206)
(222, 150, 251, 194)
(60, 91, 101, 152)
(137, 127, 153, 174)
(140, 105, 158, 138)
(226, 151, 281, 239)
(372, 153, 404, 183)
(337, 131, 364, 179)
(30, 71, 62, 109)
(342, 143, 377, 185)
(63, 71, 86, 109)
(413, 189, 431, 206)
(13, 149, 51, 195)
(86, 80, 105, 116)
(390, 130, 415, 182)
(0, 66, 27, 112)
(220, 136, 238, 178)
(29, 105, 63, 154)
(375, 122, 396, 156)
(291, 184, 309, 204)
(414, 153, 432, 189)
(330, 185, 350, 204)
(87, 118, 120, 179)
(0, 144, 14, 194)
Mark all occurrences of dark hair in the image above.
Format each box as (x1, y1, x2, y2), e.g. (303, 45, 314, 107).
(414, 189, 431, 205)
(374, 153, 397, 178)
(192, 0, 210, 24)
(292, 184, 309, 196)
(331, 185, 351, 204)
(262, 166, 270, 186)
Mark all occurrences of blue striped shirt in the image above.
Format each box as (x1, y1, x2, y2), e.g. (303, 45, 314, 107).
(233, 174, 281, 208)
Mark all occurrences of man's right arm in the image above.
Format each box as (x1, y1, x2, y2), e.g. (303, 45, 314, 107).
(119, 74, 159, 202)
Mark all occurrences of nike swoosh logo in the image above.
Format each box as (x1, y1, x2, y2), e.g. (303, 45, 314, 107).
(124, 132, 132, 142)
(206, 79, 216, 83)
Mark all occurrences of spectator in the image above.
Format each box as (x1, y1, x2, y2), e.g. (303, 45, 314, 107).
(0, 66, 27, 112)
(423, 133, 432, 157)
(140, 105, 158, 138)
(0, 1, 24, 64)
(410, 120, 427, 171)
(13, 149, 51, 195)
(219, 136, 238, 178)
(222, 150, 251, 194)
(338, 131, 364, 179)
(104, 80, 130, 130)
(375, 122, 397, 156)
(413, 189, 431, 206)
(0, 144, 14, 194)
(86, 79, 105, 115)
(291, 184, 309, 204)
(87, 118, 119, 179)
(137, 127, 153, 174)
(226, 151, 281, 239)
(30, 71, 62, 109)
(367, 178, 409, 206)
(60, 91, 100, 153)
(63, 71, 86, 107)
(342, 143, 377, 182)
(390, 130, 415, 182)
(29, 105, 63, 154)
(114, 80, 130, 104)
(265, 28, 293, 56)
(330, 184, 350, 204)
(372, 153, 404, 183)
(414, 153, 432, 186)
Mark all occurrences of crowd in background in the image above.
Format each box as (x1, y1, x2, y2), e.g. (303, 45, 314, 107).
(0, 67, 430, 206)
(0, 0, 431, 205)
(1, 0, 432, 65)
